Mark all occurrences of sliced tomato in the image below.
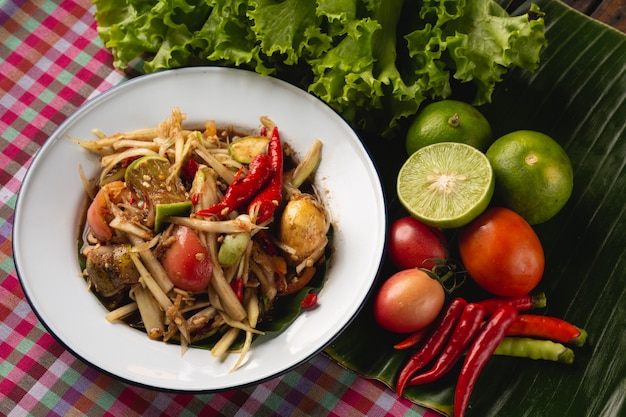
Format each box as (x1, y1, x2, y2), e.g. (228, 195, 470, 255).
(161, 225, 213, 292)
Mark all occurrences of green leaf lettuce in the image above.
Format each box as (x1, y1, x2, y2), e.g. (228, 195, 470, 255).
(94, 0, 547, 135)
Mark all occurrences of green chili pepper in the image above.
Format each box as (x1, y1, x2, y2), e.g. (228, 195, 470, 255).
(493, 337, 575, 364)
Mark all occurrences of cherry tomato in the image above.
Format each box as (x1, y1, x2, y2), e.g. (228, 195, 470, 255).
(374, 269, 445, 333)
(458, 207, 544, 297)
(387, 217, 448, 270)
(161, 225, 213, 292)
(86, 181, 126, 242)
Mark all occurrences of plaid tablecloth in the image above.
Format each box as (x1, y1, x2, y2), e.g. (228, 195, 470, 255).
(0, 1, 437, 415)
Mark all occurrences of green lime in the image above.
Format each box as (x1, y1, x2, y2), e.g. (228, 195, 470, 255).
(406, 100, 493, 155)
(397, 142, 495, 229)
(486, 130, 574, 225)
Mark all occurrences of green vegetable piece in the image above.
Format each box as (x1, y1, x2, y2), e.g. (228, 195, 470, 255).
(218, 232, 251, 267)
(154, 201, 192, 233)
(124, 155, 190, 232)
(229, 136, 270, 164)
(290, 139, 322, 189)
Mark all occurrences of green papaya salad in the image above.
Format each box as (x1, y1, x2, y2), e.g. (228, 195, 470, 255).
(73, 108, 331, 371)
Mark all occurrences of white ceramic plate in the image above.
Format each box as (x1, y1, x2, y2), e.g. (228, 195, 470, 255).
(13, 67, 386, 392)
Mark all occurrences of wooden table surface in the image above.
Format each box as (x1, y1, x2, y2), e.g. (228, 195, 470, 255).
(564, 0, 626, 31)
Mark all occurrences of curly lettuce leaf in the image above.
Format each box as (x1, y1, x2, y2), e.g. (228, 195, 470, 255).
(309, 0, 427, 132)
(444, 0, 547, 104)
(93, 0, 547, 136)
(248, 0, 325, 64)
(94, 0, 170, 69)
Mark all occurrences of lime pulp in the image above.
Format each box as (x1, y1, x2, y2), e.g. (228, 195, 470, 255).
(397, 142, 495, 229)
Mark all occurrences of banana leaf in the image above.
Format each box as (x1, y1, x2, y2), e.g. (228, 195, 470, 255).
(326, 0, 626, 415)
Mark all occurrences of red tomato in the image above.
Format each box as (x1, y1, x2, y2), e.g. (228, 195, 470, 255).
(388, 217, 448, 270)
(458, 207, 544, 297)
(161, 225, 213, 292)
(86, 181, 126, 242)
(374, 269, 445, 333)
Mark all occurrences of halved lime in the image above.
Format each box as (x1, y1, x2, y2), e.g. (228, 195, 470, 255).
(397, 142, 495, 228)
(125, 155, 191, 232)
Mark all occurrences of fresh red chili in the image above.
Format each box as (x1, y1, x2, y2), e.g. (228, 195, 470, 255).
(248, 126, 282, 223)
(230, 277, 244, 302)
(407, 302, 485, 386)
(396, 297, 467, 395)
(300, 293, 318, 309)
(506, 314, 587, 347)
(474, 292, 546, 317)
(394, 327, 429, 350)
(196, 152, 273, 218)
(454, 304, 518, 417)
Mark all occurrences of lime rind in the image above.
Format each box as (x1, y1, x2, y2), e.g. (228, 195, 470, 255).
(397, 142, 494, 228)
(155, 201, 192, 232)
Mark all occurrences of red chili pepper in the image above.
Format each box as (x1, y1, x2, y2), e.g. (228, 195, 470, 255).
(300, 293, 318, 309)
(181, 158, 199, 184)
(407, 303, 485, 386)
(121, 155, 141, 168)
(396, 297, 467, 396)
(259, 125, 267, 136)
(454, 304, 518, 417)
(230, 277, 244, 302)
(196, 153, 273, 218)
(474, 292, 546, 317)
(254, 230, 278, 256)
(248, 127, 282, 223)
(506, 314, 587, 347)
(394, 327, 429, 350)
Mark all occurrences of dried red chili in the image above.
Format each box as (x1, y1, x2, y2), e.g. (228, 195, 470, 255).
(196, 152, 273, 218)
(181, 158, 199, 184)
(248, 126, 282, 223)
